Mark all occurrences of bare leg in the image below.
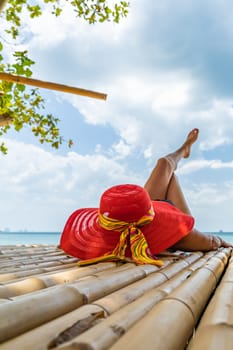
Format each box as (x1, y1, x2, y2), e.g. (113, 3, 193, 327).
(172, 227, 232, 251)
(169, 175, 232, 250)
(144, 128, 199, 202)
(144, 128, 232, 251)
(166, 174, 191, 215)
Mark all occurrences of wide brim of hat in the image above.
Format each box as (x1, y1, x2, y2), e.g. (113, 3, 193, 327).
(60, 201, 194, 260)
(60, 208, 120, 260)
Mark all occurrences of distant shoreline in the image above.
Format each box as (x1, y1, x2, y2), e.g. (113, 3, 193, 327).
(0, 231, 60, 234)
(1, 231, 233, 234)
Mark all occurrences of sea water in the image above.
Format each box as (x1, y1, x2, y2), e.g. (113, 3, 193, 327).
(212, 232, 233, 244)
(0, 232, 61, 245)
(0, 231, 233, 246)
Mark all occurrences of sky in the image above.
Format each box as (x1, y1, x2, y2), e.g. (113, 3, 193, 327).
(1, 0, 233, 232)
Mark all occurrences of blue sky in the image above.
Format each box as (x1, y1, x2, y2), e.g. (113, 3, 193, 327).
(1, 0, 233, 232)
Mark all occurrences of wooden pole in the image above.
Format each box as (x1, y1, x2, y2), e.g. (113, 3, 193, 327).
(0, 72, 107, 100)
(187, 252, 233, 350)
(0, 0, 8, 13)
(108, 250, 231, 350)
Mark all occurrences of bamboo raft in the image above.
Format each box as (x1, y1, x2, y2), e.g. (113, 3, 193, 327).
(0, 245, 232, 349)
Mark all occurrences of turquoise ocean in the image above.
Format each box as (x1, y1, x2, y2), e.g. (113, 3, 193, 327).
(0, 231, 233, 246)
(0, 232, 61, 246)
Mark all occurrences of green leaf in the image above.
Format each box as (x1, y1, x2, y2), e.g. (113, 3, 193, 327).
(0, 0, 129, 154)
(53, 7, 62, 17)
(25, 68, 32, 77)
(27, 5, 42, 18)
(16, 84, 26, 92)
(0, 142, 8, 155)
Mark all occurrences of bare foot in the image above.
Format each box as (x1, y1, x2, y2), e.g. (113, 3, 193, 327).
(182, 128, 199, 158)
(163, 128, 199, 172)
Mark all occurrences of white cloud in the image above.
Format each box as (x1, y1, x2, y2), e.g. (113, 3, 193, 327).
(200, 136, 232, 151)
(178, 159, 233, 175)
(24, 1, 132, 51)
(16, 0, 233, 161)
(0, 139, 142, 231)
(3, 0, 233, 234)
(65, 71, 198, 161)
(151, 78, 191, 117)
(1, 137, 233, 232)
(111, 139, 132, 159)
(183, 181, 233, 231)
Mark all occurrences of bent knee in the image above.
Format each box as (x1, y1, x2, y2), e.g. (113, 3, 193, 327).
(156, 157, 175, 173)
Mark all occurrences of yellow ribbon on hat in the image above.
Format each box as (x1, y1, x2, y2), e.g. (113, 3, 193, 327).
(78, 205, 163, 267)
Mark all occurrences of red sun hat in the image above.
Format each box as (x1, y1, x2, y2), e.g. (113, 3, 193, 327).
(60, 184, 194, 266)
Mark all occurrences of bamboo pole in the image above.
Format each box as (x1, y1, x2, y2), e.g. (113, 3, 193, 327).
(0, 72, 107, 100)
(0, 252, 203, 299)
(187, 252, 233, 350)
(0, 251, 202, 297)
(6, 253, 200, 350)
(0, 245, 59, 256)
(0, 285, 85, 343)
(0, 263, 121, 298)
(0, 264, 155, 342)
(54, 267, 203, 350)
(0, 248, 63, 257)
(107, 249, 231, 350)
(0, 304, 105, 350)
(0, 258, 77, 274)
(92, 253, 205, 316)
(0, 248, 228, 348)
(0, 253, 77, 269)
(0, 262, 79, 283)
(158, 252, 203, 280)
(0, 252, 205, 350)
(52, 249, 229, 350)
(0, 257, 78, 274)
